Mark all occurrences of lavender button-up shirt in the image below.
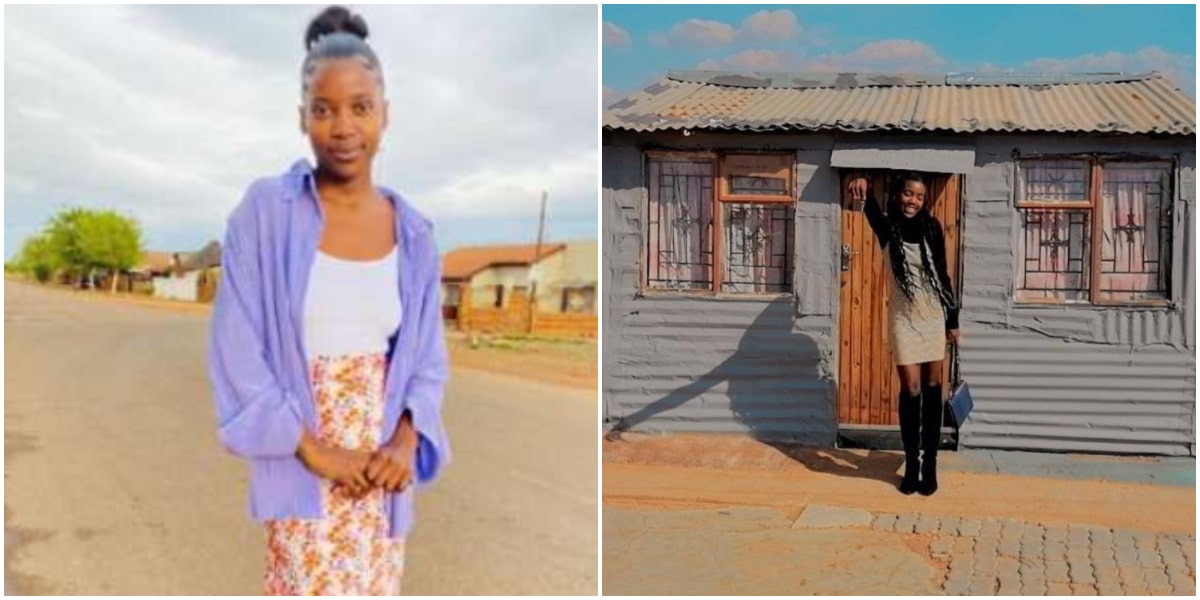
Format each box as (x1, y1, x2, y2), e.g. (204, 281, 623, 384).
(207, 158, 449, 538)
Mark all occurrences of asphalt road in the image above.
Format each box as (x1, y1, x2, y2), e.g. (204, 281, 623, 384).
(4, 280, 598, 595)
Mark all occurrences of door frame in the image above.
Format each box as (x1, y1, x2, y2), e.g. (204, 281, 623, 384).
(835, 170, 965, 434)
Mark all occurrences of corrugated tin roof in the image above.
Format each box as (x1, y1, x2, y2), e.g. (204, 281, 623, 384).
(604, 70, 1196, 135)
(180, 240, 221, 271)
(134, 251, 174, 273)
(442, 243, 566, 281)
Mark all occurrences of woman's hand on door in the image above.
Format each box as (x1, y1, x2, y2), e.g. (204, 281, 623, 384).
(846, 175, 870, 209)
(947, 329, 962, 345)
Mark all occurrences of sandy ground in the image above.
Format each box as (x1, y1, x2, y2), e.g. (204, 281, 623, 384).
(603, 434, 1194, 533)
(446, 333, 597, 392)
(604, 506, 944, 596)
(603, 434, 1195, 595)
(4, 279, 598, 595)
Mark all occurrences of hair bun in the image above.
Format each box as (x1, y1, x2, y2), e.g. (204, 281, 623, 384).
(305, 5, 369, 50)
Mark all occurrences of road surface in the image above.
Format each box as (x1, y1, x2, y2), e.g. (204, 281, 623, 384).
(4, 280, 597, 595)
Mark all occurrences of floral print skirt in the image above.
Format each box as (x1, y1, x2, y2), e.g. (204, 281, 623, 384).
(263, 353, 405, 596)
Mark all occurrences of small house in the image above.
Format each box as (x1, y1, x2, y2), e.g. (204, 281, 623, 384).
(147, 240, 222, 302)
(442, 241, 598, 337)
(602, 70, 1195, 456)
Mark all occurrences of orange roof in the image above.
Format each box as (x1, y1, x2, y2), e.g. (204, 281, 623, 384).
(442, 243, 566, 281)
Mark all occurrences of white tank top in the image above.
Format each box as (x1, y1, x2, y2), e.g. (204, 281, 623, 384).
(302, 245, 402, 358)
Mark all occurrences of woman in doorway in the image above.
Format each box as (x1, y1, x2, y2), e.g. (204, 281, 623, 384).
(208, 6, 449, 595)
(845, 172, 960, 496)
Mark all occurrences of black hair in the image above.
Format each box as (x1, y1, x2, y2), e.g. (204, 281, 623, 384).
(883, 172, 951, 306)
(301, 6, 384, 97)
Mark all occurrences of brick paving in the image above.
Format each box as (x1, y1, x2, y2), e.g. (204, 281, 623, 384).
(869, 512, 1196, 596)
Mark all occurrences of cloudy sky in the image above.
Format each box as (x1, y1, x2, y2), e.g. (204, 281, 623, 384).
(4, 4, 598, 260)
(603, 4, 1196, 107)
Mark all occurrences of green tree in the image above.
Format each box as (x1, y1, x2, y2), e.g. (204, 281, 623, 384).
(16, 233, 60, 283)
(30, 207, 144, 291)
(77, 210, 143, 293)
(45, 207, 89, 286)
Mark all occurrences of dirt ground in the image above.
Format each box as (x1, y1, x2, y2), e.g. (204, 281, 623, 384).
(603, 434, 1195, 595)
(446, 333, 597, 391)
(603, 433, 1195, 535)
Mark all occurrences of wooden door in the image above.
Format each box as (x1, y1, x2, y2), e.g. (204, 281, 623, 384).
(838, 171, 962, 426)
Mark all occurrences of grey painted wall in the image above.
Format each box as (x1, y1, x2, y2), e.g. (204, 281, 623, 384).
(603, 129, 1196, 455)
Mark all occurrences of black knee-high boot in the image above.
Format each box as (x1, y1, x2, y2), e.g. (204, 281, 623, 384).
(920, 383, 944, 496)
(897, 389, 922, 494)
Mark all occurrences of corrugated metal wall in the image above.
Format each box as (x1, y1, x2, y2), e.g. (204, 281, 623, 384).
(602, 135, 840, 444)
(957, 137, 1196, 456)
(603, 130, 1196, 455)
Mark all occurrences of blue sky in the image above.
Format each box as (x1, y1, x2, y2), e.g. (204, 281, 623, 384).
(604, 5, 1196, 104)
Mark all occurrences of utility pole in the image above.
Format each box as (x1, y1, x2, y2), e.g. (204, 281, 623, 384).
(528, 189, 548, 334)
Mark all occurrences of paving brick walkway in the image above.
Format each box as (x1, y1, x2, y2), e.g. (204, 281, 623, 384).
(868, 512, 1196, 596)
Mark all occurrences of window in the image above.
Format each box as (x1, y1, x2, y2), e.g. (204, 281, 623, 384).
(443, 283, 461, 307)
(1015, 158, 1172, 305)
(645, 151, 795, 294)
(719, 153, 794, 201)
(561, 285, 597, 313)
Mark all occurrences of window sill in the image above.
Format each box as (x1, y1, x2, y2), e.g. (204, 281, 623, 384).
(637, 290, 794, 302)
(1012, 300, 1175, 311)
(719, 195, 796, 204)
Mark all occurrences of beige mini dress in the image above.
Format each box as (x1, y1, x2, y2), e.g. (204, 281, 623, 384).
(885, 239, 947, 366)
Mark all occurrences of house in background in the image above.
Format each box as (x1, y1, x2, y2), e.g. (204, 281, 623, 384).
(441, 241, 598, 337)
(533, 240, 598, 314)
(603, 70, 1195, 456)
(127, 251, 179, 294)
(140, 240, 222, 302)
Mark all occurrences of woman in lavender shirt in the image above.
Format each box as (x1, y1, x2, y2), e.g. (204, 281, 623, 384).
(208, 6, 449, 595)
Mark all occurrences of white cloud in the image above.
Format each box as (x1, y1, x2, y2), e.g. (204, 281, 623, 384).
(603, 22, 630, 47)
(739, 10, 799, 42)
(698, 50, 797, 72)
(803, 40, 947, 72)
(652, 10, 802, 48)
(656, 19, 738, 48)
(696, 40, 945, 74)
(1022, 46, 1195, 95)
(4, 5, 598, 256)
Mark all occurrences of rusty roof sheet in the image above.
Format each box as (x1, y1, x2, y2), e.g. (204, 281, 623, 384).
(604, 71, 1196, 135)
(442, 243, 567, 281)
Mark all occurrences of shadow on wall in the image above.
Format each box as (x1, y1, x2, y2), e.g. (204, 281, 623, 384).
(605, 296, 903, 486)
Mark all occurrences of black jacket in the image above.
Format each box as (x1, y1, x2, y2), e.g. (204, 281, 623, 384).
(862, 196, 960, 330)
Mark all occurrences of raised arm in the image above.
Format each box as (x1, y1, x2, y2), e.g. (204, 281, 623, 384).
(846, 173, 890, 249)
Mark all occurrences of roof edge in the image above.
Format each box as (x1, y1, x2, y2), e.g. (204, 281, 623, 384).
(665, 69, 1163, 89)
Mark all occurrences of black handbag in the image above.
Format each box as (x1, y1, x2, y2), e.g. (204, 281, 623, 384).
(947, 343, 973, 427)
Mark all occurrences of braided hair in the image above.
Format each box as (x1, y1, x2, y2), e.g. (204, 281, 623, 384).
(301, 6, 385, 98)
(884, 172, 957, 311)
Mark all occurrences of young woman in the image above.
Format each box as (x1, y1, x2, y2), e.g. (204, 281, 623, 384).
(846, 172, 960, 496)
(207, 6, 449, 594)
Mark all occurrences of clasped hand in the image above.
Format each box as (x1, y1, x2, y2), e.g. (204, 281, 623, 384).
(298, 421, 417, 500)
